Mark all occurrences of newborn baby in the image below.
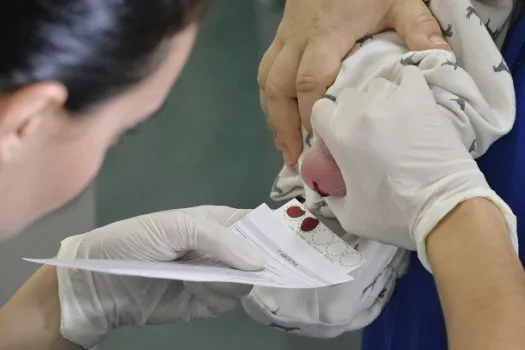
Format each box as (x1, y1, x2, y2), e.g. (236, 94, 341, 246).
(302, 138, 345, 197)
(242, 0, 516, 338)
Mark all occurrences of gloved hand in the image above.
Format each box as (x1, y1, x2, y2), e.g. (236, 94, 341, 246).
(56, 206, 264, 349)
(309, 66, 517, 270)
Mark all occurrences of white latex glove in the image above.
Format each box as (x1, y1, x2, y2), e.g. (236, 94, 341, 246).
(310, 66, 517, 271)
(56, 206, 264, 349)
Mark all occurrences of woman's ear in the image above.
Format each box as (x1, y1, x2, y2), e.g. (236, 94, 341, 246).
(0, 82, 67, 163)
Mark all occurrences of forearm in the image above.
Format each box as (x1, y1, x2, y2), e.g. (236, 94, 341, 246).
(428, 198, 525, 350)
(0, 266, 83, 350)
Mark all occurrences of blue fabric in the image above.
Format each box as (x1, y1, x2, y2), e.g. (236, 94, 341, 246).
(360, 16, 525, 350)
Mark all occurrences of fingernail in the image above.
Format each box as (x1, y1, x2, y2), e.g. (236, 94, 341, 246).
(430, 35, 448, 46)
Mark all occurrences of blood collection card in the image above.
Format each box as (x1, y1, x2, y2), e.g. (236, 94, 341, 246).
(26, 199, 363, 289)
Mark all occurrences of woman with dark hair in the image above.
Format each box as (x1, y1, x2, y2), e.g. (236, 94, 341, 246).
(0, 1, 268, 349)
(0, 0, 207, 232)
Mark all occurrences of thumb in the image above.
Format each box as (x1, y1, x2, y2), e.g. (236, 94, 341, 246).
(188, 218, 266, 271)
(310, 88, 367, 150)
(388, 0, 449, 51)
(310, 95, 338, 142)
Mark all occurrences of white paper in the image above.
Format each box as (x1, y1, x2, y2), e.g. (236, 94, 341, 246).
(26, 200, 363, 289)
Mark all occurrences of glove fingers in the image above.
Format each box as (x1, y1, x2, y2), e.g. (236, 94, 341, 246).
(201, 207, 250, 227)
(189, 218, 265, 271)
(185, 282, 239, 316)
(220, 209, 251, 227)
(397, 65, 434, 97)
(178, 206, 250, 227)
(310, 95, 338, 143)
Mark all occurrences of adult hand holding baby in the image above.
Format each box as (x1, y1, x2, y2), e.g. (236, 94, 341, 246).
(259, 0, 448, 166)
(308, 67, 517, 270)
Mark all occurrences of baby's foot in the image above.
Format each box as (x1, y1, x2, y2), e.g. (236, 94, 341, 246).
(301, 139, 346, 197)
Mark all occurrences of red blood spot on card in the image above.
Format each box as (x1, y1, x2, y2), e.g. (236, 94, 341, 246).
(286, 206, 306, 218)
(300, 217, 320, 232)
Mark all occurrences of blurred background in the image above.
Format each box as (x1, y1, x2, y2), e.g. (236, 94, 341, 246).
(0, 1, 361, 349)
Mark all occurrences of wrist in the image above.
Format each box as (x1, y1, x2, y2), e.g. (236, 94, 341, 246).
(0, 266, 82, 349)
(427, 198, 525, 350)
(427, 197, 518, 268)
(57, 235, 112, 349)
(410, 169, 517, 271)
